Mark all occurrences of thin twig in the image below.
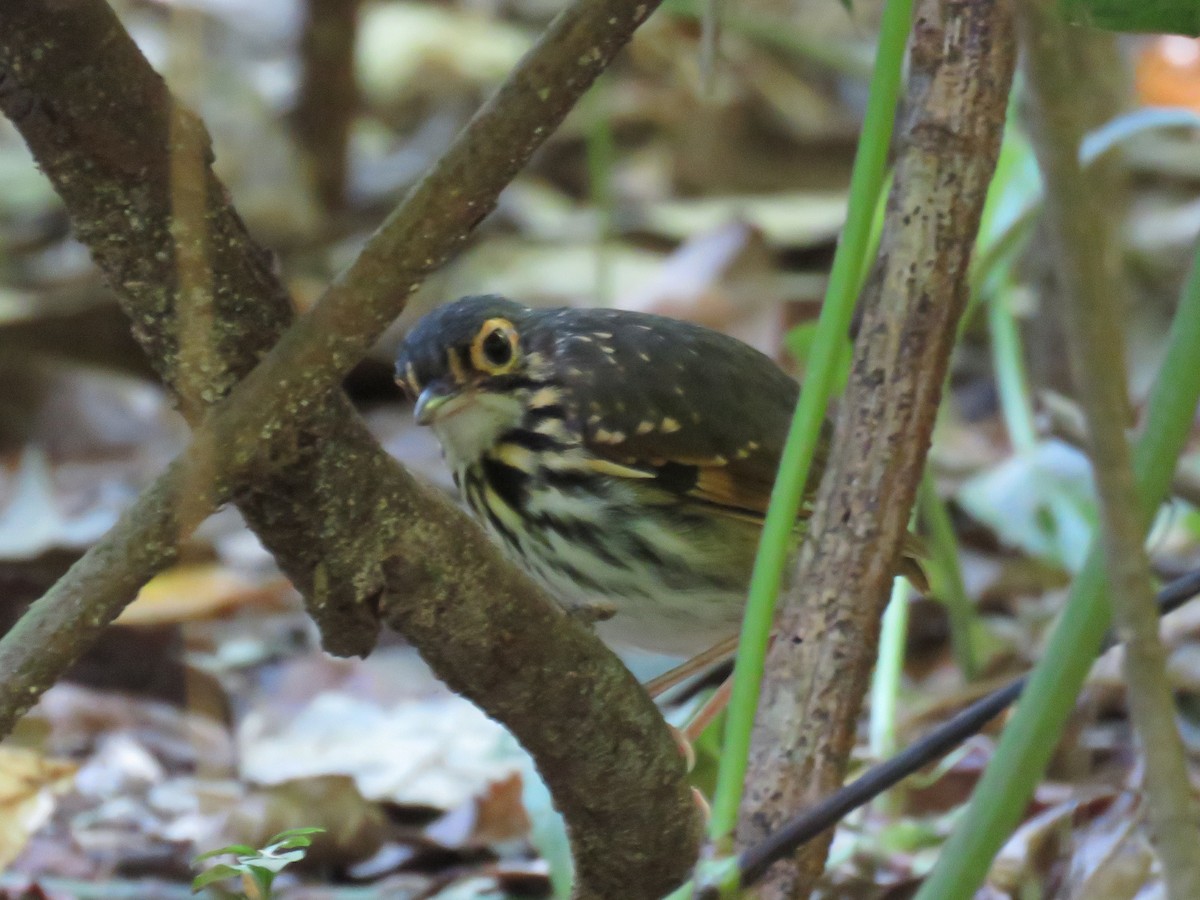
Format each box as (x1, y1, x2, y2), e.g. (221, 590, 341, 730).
(1019, 1, 1200, 893)
(294, 0, 361, 211)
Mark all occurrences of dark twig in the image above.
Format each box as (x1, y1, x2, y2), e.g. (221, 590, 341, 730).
(294, 0, 361, 211)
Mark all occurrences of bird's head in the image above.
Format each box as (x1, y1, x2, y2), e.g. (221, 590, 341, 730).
(395, 295, 545, 458)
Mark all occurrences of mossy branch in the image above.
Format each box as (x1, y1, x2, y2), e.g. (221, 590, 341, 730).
(0, 0, 701, 895)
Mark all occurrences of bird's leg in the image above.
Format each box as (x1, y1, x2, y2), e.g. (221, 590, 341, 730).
(647, 636, 741, 774)
(659, 635, 778, 770)
(664, 671, 732, 774)
(642, 634, 740, 698)
(682, 674, 734, 742)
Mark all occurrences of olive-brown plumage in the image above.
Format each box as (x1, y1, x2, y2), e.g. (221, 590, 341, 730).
(396, 295, 841, 655)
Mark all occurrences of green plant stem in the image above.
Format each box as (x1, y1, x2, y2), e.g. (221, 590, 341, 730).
(987, 290, 1038, 453)
(918, 471, 980, 679)
(915, 238, 1200, 900)
(1021, 0, 1200, 890)
(869, 577, 911, 760)
(707, 0, 913, 848)
(975, 121, 1040, 454)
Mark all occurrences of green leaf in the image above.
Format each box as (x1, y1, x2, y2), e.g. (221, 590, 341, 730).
(192, 863, 245, 891)
(246, 864, 277, 884)
(1057, 0, 1200, 35)
(266, 835, 322, 853)
(193, 844, 258, 863)
(265, 827, 325, 841)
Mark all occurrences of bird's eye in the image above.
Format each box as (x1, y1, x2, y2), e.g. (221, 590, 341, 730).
(483, 329, 511, 366)
(470, 318, 519, 374)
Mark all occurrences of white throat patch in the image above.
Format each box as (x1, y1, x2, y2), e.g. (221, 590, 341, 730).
(432, 390, 525, 468)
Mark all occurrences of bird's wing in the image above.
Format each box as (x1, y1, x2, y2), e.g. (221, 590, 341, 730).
(529, 308, 828, 519)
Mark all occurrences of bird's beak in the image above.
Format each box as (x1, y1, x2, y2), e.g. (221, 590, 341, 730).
(414, 380, 466, 425)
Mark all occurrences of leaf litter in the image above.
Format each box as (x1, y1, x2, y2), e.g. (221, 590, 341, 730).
(2, 0, 1200, 896)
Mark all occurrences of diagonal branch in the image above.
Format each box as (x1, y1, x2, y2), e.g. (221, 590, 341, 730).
(0, 0, 701, 896)
(735, 0, 1016, 893)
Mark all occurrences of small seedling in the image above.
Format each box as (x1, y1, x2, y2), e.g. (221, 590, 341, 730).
(192, 827, 325, 899)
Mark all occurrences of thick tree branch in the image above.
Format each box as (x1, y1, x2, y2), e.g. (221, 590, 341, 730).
(735, 0, 1016, 894)
(0, 0, 701, 896)
(1020, 1, 1200, 891)
(0, 0, 379, 654)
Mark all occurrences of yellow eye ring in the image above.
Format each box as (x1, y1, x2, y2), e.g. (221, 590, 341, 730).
(470, 318, 520, 374)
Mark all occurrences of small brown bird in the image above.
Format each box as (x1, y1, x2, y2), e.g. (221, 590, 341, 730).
(395, 295, 920, 658)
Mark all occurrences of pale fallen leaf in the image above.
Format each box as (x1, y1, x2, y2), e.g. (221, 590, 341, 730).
(357, 3, 530, 105)
(239, 693, 521, 810)
(617, 221, 789, 356)
(0, 746, 77, 870)
(442, 237, 664, 307)
(957, 439, 1097, 571)
(635, 191, 848, 247)
(116, 563, 291, 626)
(0, 449, 117, 558)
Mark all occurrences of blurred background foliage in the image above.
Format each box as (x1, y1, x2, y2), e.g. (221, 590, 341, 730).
(2, 0, 1200, 896)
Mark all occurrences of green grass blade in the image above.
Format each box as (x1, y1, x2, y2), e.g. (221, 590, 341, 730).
(919, 471, 981, 679)
(707, 0, 915, 847)
(915, 241, 1200, 897)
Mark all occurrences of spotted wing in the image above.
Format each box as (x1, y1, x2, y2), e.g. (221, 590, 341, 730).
(527, 308, 828, 519)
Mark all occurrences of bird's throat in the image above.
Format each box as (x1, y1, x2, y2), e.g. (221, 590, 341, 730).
(432, 391, 525, 472)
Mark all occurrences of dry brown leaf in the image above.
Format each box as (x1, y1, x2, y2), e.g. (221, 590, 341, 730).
(1061, 793, 1155, 900)
(222, 775, 388, 868)
(989, 790, 1120, 895)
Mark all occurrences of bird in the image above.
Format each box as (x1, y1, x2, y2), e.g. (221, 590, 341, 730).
(395, 294, 923, 659)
